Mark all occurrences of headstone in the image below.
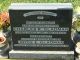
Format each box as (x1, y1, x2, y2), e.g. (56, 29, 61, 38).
(9, 3, 74, 59)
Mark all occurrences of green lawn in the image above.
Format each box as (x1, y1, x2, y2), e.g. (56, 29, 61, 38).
(12, 0, 58, 3)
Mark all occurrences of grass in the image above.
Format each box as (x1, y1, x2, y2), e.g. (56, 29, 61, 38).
(11, 0, 58, 3)
(0, 0, 11, 12)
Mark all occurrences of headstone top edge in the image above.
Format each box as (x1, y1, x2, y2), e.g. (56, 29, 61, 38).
(9, 3, 73, 10)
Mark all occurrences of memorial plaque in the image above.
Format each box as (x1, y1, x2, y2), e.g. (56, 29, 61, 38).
(9, 3, 74, 51)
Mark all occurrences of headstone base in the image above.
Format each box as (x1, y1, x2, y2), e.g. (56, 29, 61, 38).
(9, 50, 74, 60)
